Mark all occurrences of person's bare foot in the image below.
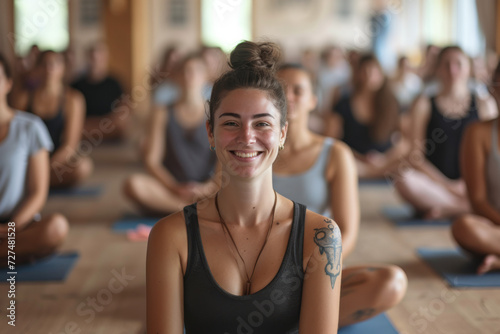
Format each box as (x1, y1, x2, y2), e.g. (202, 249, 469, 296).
(477, 254, 500, 274)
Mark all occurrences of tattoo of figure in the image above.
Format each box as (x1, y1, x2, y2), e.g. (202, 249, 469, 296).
(314, 219, 342, 289)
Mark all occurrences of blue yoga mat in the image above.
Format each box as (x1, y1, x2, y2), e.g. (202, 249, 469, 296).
(112, 215, 162, 232)
(49, 186, 103, 198)
(339, 313, 398, 334)
(358, 178, 391, 187)
(0, 252, 79, 282)
(382, 205, 451, 227)
(417, 248, 500, 288)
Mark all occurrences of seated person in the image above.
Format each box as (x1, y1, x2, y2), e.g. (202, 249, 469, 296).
(124, 54, 217, 215)
(274, 63, 407, 327)
(12, 51, 93, 188)
(147, 40, 342, 334)
(452, 62, 500, 274)
(71, 41, 129, 140)
(392, 46, 497, 219)
(0, 54, 68, 266)
(326, 54, 408, 179)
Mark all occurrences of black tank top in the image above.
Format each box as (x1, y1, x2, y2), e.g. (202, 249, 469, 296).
(183, 202, 305, 334)
(27, 91, 65, 152)
(163, 105, 216, 183)
(425, 95, 479, 180)
(334, 95, 392, 154)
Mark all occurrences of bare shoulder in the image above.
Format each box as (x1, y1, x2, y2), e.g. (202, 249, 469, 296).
(65, 88, 85, 111)
(464, 119, 495, 144)
(66, 87, 84, 102)
(303, 209, 341, 263)
(329, 139, 353, 161)
(148, 210, 188, 252)
(412, 94, 431, 117)
(326, 138, 355, 178)
(476, 93, 499, 120)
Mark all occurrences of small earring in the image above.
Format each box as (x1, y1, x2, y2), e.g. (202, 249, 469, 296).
(210, 145, 216, 152)
(279, 144, 284, 151)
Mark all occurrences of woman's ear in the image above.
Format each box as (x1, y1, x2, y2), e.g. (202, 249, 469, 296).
(280, 121, 288, 146)
(206, 120, 215, 148)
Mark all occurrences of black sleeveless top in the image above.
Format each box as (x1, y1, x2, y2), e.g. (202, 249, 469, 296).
(425, 95, 479, 180)
(183, 202, 306, 334)
(334, 95, 392, 154)
(27, 92, 65, 152)
(163, 105, 216, 183)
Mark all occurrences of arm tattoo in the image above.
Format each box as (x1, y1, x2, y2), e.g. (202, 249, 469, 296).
(314, 219, 342, 289)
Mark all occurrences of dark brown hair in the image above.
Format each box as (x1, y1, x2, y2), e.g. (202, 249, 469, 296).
(436, 45, 466, 68)
(278, 63, 317, 92)
(36, 50, 63, 67)
(0, 53, 13, 79)
(355, 54, 399, 143)
(207, 41, 286, 130)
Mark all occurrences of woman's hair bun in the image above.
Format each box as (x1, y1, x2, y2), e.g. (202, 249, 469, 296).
(229, 41, 282, 73)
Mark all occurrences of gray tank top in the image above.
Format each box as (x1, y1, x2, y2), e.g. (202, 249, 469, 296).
(273, 138, 334, 216)
(163, 105, 216, 183)
(487, 119, 500, 212)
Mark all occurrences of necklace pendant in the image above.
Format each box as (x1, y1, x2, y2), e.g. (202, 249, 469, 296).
(246, 281, 251, 295)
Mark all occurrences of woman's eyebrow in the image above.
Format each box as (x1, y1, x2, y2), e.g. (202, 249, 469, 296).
(218, 113, 275, 119)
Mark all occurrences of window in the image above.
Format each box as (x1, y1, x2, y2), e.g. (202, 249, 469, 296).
(13, 0, 69, 55)
(201, 0, 252, 53)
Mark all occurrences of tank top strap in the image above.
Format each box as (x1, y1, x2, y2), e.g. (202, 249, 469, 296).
(183, 203, 201, 278)
(309, 137, 335, 175)
(290, 201, 306, 270)
(492, 119, 499, 154)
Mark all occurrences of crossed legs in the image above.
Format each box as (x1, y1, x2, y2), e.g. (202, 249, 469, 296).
(339, 264, 408, 327)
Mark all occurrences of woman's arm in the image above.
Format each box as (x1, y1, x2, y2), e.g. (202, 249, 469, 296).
(299, 213, 342, 333)
(461, 122, 500, 225)
(477, 94, 498, 121)
(51, 89, 85, 163)
(146, 212, 186, 333)
(144, 105, 182, 192)
(10, 149, 50, 229)
(327, 141, 359, 257)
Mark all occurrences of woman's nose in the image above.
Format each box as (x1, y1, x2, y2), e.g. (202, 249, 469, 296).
(237, 125, 256, 144)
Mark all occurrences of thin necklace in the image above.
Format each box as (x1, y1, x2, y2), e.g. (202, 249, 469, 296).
(215, 190, 277, 295)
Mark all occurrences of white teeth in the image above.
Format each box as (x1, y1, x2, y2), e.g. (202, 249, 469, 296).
(234, 151, 258, 158)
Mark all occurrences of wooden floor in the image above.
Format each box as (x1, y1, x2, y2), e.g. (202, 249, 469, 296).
(1, 140, 500, 334)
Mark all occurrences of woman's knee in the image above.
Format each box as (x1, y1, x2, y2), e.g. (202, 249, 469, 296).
(40, 213, 69, 249)
(75, 156, 94, 181)
(370, 265, 408, 308)
(451, 215, 476, 245)
(123, 174, 144, 200)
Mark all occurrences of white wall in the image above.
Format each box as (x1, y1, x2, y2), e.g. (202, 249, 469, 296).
(149, 0, 200, 66)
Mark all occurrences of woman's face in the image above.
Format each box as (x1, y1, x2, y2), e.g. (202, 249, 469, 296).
(359, 61, 384, 91)
(42, 53, 65, 82)
(208, 88, 287, 179)
(0, 64, 12, 98)
(277, 68, 317, 122)
(182, 59, 207, 90)
(437, 50, 470, 84)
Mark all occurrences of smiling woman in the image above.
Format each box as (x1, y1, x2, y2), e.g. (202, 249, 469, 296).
(146, 41, 342, 334)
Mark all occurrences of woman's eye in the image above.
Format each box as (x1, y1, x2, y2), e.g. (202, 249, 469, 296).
(223, 121, 238, 126)
(256, 122, 270, 127)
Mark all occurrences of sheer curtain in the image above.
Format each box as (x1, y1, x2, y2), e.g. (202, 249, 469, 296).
(475, 0, 496, 53)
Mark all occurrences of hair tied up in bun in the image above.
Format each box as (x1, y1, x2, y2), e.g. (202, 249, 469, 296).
(229, 41, 282, 73)
(208, 40, 287, 131)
